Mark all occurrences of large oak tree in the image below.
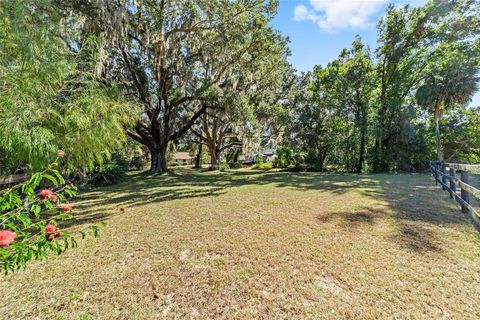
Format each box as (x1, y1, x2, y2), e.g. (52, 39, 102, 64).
(66, 0, 279, 173)
(190, 26, 291, 169)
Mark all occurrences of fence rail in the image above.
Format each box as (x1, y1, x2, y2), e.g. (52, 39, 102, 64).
(0, 173, 28, 186)
(430, 161, 480, 229)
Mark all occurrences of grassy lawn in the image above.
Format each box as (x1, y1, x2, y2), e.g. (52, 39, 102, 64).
(1, 169, 479, 319)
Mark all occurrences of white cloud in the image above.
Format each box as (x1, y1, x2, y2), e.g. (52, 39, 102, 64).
(293, 4, 321, 23)
(293, 0, 387, 31)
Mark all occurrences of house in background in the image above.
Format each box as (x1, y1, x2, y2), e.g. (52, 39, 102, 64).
(239, 148, 277, 164)
(172, 152, 195, 165)
(238, 132, 280, 164)
(262, 148, 276, 162)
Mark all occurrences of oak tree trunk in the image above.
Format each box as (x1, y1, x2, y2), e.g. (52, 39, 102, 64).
(195, 143, 203, 169)
(150, 143, 168, 173)
(150, 149, 158, 172)
(209, 149, 218, 170)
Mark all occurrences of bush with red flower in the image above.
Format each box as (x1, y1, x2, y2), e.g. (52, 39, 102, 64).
(39, 189, 58, 202)
(0, 151, 100, 273)
(0, 230, 16, 247)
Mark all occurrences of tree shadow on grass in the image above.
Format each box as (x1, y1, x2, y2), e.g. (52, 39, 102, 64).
(377, 175, 468, 226)
(361, 174, 470, 252)
(59, 210, 111, 229)
(69, 169, 474, 252)
(311, 173, 471, 253)
(77, 170, 379, 207)
(67, 170, 378, 229)
(317, 207, 380, 227)
(391, 224, 442, 253)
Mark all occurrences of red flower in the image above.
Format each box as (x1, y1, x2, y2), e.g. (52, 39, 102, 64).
(0, 230, 16, 247)
(39, 190, 58, 202)
(45, 224, 57, 234)
(39, 189, 54, 199)
(57, 150, 65, 156)
(119, 207, 125, 213)
(62, 205, 73, 212)
(45, 225, 62, 241)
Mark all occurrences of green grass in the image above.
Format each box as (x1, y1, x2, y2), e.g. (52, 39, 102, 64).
(1, 168, 479, 319)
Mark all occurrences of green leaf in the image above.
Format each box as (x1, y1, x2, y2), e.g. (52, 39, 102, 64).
(41, 173, 58, 186)
(91, 225, 100, 238)
(31, 204, 41, 218)
(51, 169, 65, 184)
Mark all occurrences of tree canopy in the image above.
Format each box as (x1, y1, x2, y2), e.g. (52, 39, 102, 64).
(0, 0, 136, 174)
(280, 0, 480, 172)
(0, 0, 479, 176)
(57, 0, 286, 173)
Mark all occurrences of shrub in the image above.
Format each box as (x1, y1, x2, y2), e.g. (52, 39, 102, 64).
(255, 153, 264, 166)
(273, 146, 293, 168)
(0, 150, 99, 273)
(88, 155, 128, 186)
(260, 162, 273, 170)
(253, 161, 273, 170)
(229, 162, 243, 169)
(252, 153, 274, 170)
(218, 162, 230, 171)
(129, 155, 146, 171)
(274, 146, 307, 169)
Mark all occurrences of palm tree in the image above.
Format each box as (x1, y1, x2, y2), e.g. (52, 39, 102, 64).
(416, 52, 479, 162)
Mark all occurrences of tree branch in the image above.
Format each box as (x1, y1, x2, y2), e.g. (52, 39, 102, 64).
(171, 46, 250, 108)
(127, 130, 146, 145)
(132, 123, 155, 149)
(219, 142, 242, 152)
(169, 103, 208, 141)
(120, 47, 152, 111)
(191, 128, 208, 143)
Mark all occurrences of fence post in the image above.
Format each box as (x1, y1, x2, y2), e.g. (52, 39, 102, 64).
(449, 167, 456, 199)
(460, 170, 470, 213)
(435, 162, 441, 185)
(431, 162, 437, 185)
(441, 163, 447, 190)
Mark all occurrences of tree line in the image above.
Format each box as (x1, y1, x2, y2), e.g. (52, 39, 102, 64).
(1, 0, 479, 176)
(288, 1, 480, 172)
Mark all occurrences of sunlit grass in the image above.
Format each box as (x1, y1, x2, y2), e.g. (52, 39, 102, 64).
(1, 168, 479, 319)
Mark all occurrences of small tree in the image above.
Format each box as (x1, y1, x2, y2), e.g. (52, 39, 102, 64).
(0, 0, 136, 173)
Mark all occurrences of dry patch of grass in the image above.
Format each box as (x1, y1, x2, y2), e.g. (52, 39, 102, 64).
(1, 169, 479, 319)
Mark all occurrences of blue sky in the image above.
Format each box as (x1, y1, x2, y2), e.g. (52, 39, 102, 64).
(270, 0, 480, 107)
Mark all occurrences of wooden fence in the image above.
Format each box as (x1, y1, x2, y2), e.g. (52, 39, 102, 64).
(430, 161, 480, 229)
(0, 173, 28, 186)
